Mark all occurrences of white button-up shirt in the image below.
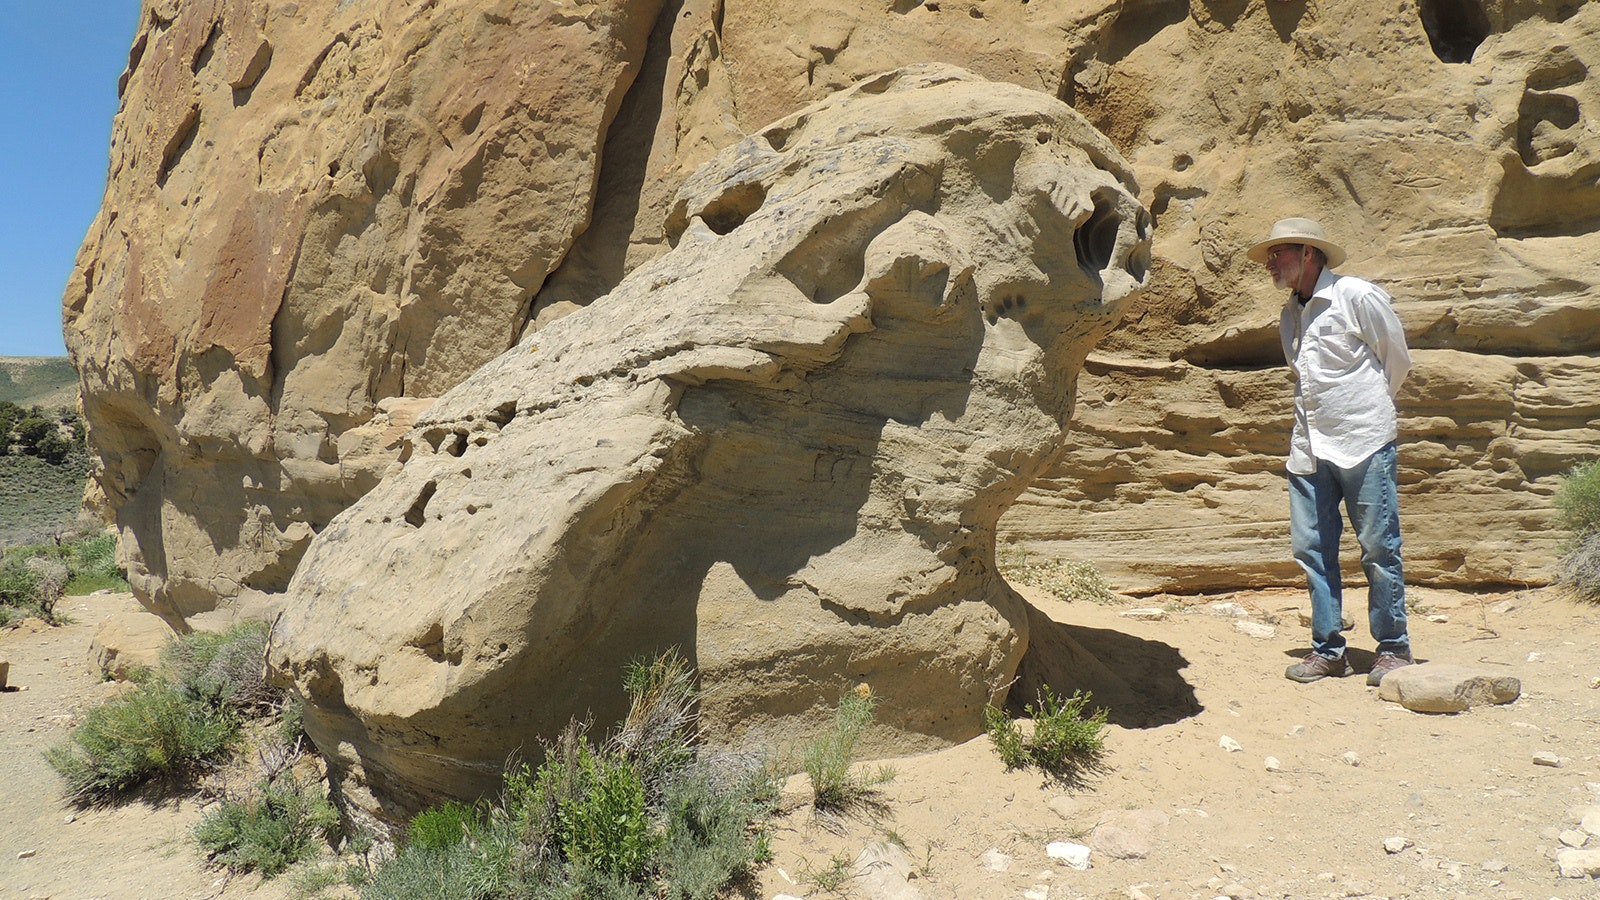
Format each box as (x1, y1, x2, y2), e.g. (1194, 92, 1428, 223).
(1279, 268, 1411, 476)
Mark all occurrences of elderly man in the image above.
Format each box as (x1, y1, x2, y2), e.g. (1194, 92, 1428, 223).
(1247, 218, 1414, 686)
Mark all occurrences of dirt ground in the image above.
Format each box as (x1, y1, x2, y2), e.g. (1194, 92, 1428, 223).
(3, 584, 1599, 900)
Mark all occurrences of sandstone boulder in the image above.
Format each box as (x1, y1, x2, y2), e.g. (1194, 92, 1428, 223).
(1377, 663, 1521, 713)
(89, 609, 172, 681)
(269, 65, 1151, 816)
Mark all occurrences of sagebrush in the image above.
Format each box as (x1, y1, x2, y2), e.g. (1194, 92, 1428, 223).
(45, 622, 280, 803)
(985, 685, 1108, 783)
(1556, 460, 1600, 602)
(803, 688, 895, 813)
(360, 650, 775, 900)
(194, 771, 340, 877)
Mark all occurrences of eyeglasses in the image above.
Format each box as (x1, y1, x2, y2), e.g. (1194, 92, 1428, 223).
(1267, 245, 1302, 262)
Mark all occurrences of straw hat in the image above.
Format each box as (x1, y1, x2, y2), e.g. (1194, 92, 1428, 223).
(1245, 217, 1346, 269)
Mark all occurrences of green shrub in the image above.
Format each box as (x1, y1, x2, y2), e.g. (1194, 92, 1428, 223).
(1, 530, 128, 623)
(614, 650, 698, 796)
(1555, 460, 1600, 602)
(361, 652, 776, 900)
(194, 771, 340, 877)
(803, 689, 895, 813)
(163, 621, 278, 715)
(559, 746, 657, 880)
(277, 695, 308, 747)
(1556, 459, 1600, 537)
(44, 682, 238, 801)
(408, 800, 479, 852)
(45, 622, 280, 802)
(1002, 556, 1116, 604)
(985, 685, 1108, 781)
(64, 531, 128, 594)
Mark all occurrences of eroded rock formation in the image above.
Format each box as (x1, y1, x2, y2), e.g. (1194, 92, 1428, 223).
(68, 1, 1599, 628)
(66, 0, 665, 627)
(998, 1, 1600, 591)
(268, 66, 1151, 815)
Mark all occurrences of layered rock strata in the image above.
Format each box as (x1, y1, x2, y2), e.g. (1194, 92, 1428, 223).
(67, 0, 1599, 616)
(268, 66, 1152, 814)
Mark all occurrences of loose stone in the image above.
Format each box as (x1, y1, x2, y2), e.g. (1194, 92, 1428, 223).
(1045, 841, 1091, 870)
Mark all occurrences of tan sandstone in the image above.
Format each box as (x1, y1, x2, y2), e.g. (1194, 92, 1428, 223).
(1376, 662, 1522, 713)
(67, 1, 1600, 627)
(268, 66, 1151, 815)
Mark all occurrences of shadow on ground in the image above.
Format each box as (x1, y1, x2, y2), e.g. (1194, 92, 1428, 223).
(1011, 600, 1202, 728)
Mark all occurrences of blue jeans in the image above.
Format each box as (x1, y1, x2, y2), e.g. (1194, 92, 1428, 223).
(1288, 442, 1409, 660)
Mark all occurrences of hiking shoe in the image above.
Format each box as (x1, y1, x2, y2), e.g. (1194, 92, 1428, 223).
(1367, 652, 1414, 686)
(1285, 653, 1353, 683)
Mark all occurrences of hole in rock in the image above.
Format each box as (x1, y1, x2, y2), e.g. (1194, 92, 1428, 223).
(1419, 0, 1490, 63)
(410, 622, 446, 661)
(486, 400, 517, 427)
(1517, 91, 1581, 167)
(1526, 52, 1586, 92)
(1074, 192, 1122, 278)
(404, 480, 437, 527)
(699, 181, 767, 234)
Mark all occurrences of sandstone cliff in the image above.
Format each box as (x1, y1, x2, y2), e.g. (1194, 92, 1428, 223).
(67, 0, 1598, 623)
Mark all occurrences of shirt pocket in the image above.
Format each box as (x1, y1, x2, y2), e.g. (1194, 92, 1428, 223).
(1305, 317, 1367, 375)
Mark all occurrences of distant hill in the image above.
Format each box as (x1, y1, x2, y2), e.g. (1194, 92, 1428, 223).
(0, 357, 79, 410)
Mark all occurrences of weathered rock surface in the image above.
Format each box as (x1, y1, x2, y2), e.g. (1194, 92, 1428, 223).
(852, 841, 927, 900)
(1376, 663, 1521, 713)
(88, 609, 171, 681)
(66, 0, 664, 627)
(268, 66, 1151, 815)
(68, 1, 1600, 625)
(997, 2, 1600, 591)
(1556, 848, 1600, 878)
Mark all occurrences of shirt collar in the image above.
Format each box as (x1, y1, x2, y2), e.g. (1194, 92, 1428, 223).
(1293, 267, 1339, 306)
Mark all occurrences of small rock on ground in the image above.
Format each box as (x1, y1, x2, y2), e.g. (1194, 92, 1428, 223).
(1046, 841, 1091, 870)
(1556, 847, 1600, 878)
(1377, 663, 1520, 713)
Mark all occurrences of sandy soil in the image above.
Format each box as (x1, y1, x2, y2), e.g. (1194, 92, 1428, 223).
(3, 585, 1599, 900)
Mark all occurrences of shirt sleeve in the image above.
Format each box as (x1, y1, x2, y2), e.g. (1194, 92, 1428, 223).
(1352, 285, 1411, 397)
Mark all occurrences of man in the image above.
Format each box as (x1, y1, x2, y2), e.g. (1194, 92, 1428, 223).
(1246, 218, 1414, 686)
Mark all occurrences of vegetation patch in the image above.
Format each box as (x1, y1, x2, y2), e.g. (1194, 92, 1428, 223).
(985, 685, 1109, 785)
(359, 650, 776, 900)
(1555, 458, 1600, 602)
(0, 454, 93, 550)
(1, 529, 127, 626)
(195, 769, 340, 877)
(802, 688, 895, 815)
(1001, 555, 1117, 604)
(44, 623, 278, 803)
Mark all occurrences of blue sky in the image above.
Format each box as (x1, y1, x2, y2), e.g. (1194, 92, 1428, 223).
(1, 4, 142, 358)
